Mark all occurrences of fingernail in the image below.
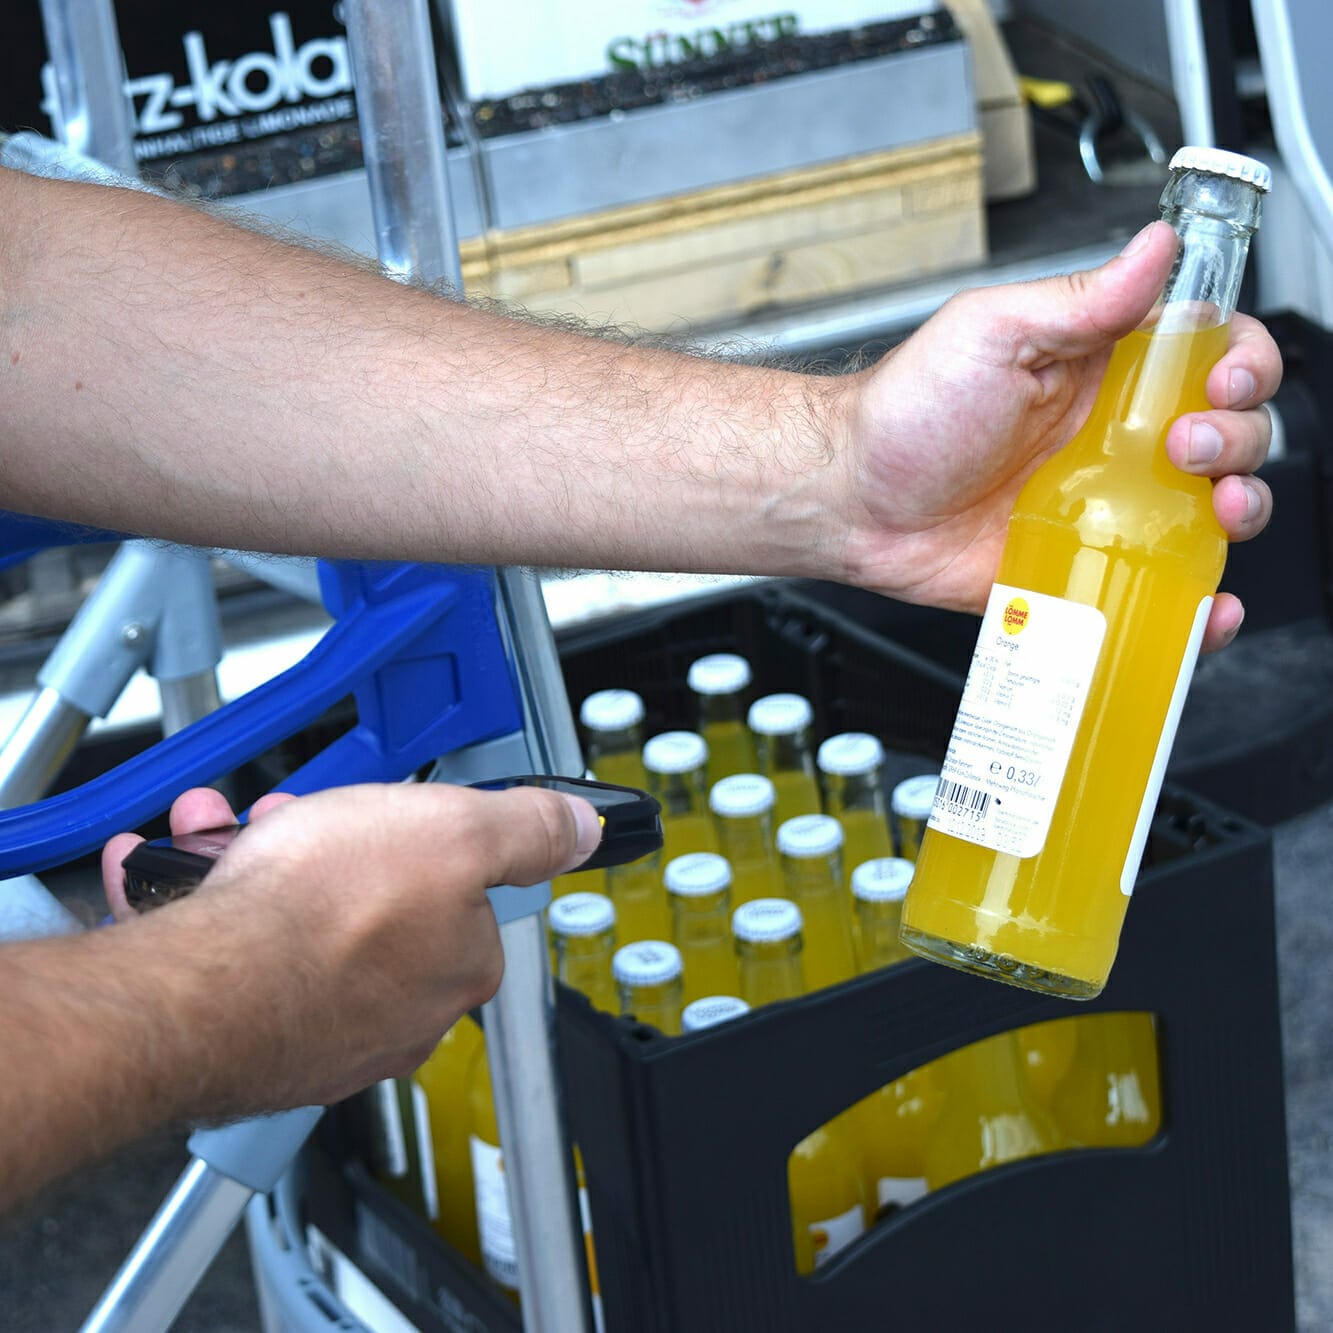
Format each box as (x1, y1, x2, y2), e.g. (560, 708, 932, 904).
(1228, 367, 1257, 406)
(560, 794, 603, 870)
(1242, 479, 1262, 522)
(1227, 606, 1246, 641)
(1187, 421, 1223, 465)
(1120, 222, 1156, 258)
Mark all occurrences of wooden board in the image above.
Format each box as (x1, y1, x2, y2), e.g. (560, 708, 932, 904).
(459, 132, 986, 332)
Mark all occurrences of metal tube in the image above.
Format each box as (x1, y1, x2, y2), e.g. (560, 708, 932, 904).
(80, 1160, 253, 1333)
(343, 1, 463, 288)
(159, 672, 223, 738)
(37, 0, 136, 174)
(482, 916, 594, 1333)
(0, 687, 90, 808)
(340, 6, 591, 1328)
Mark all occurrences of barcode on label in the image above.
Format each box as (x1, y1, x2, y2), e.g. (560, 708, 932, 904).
(935, 778, 992, 819)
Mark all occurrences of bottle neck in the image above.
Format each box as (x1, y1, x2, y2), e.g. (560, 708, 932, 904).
(670, 888, 731, 938)
(854, 898, 906, 971)
(651, 768, 709, 819)
(697, 691, 745, 728)
(717, 811, 773, 862)
(822, 770, 886, 817)
(556, 932, 617, 1011)
(756, 729, 815, 777)
(737, 937, 804, 1005)
(782, 853, 842, 898)
(1149, 169, 1261, 334)
(619, 977, 683, 1035)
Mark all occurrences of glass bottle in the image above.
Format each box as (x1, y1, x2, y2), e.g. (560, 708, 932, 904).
(613, 940, 685, 1035)
(548, 891, 617, 1012)
(851, 857, 914, 973)
(747, 693, 822, 827)
(467, 1042, 521, 1303)
(1018, 1018, 1080, 1106)
(579, 689, 647, 792)
(605, 848, 669, 946)
(777, 814, 856, 992)
(890, 774, 939, 864)
(1050, 1011, 1163, 1147)
(818, 732, 894, 882)
(643, 730, 718, 863)
(732, 897, 805, 1008)
(903, 149, 1271, 999)
(709, 773, 782, 905)
(688, 652, 758, 784)
(415, 1017, 485, 1266)
(664, 851, 738, 1004)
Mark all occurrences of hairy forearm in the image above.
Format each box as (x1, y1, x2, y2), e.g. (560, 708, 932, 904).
(0, 904, 292, 1209)
(0, 168, 855, 580)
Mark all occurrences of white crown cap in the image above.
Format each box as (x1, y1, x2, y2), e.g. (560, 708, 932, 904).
(681, 995, 751, 1032)
(776, 814, 844, 859)
(687, 653, 752, 695)
(747, 693, 814, 736)
(643, 730, 708, 775)
(892, 774, 939, 820)
(664, 852, 733, 896)
(851, 858, 915, 903)
(612, 940, 683, 987)
(732, 898, 803, 943)
(817, 732, 884, 776)
(709, 773, 776, 818)
(548, 892, 616, 937)
(1169, 146, 1271, 193)
(580, 689, 645, 731)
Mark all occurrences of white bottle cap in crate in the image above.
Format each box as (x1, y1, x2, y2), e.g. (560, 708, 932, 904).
(643, 730, 708, 775)
(776, 814, 844, 859)
(612, 940, 683, 987)
(664, 852, 732, 897)
(580, 688, 645, 732)
(732, 898, 803, 943)
(687, 653, 752, 696)
(817, 732, 884, 776)
(747, 693, 814, 736)
(1169, 146, 1272, 192)
(709, 773, 776, 819)
(548, 892, 616, 937)
(681, 995, 751, 1033)
(851, 858, 915, 903)
(892, 774, 940, 821)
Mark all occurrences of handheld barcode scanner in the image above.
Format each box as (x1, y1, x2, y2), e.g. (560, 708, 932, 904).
(121, 775, 663, 912)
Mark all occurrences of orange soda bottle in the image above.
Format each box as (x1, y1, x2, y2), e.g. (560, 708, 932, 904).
(688, 653, 758, 785)
(643, 730, 718, 864)
(709, 773, 782, 904)
(818, 733, 894, 884)
(664, 851, 738, 1004)
(747, 693, 822, 828)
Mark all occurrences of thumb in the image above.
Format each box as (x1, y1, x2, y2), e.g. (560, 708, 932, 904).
(460, 785, 604, 887)
(993, 220, 1179, 366)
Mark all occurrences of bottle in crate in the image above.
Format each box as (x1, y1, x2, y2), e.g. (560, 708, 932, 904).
(901, 150, 1271, 999)
(1017, 1018, 1080, 1106)
(606, 848, 670, 945)
(777, 814, 856, 991)
(549, 892, 618, 1012)
(643, 730, 718, 863)
(851, 857, 914, 972)
(732, 897, 805, 1008)
(890, 774, 939, 864)
(415, 1018, 484, 1267)
(613, 940, 685, 1034)
(579, 689, 648, 792)
(665, 852, 739, 1004)
(1050, 1012, 1163, 1147)
(923, 1030, 1063, 1190)
(818, 732, 895, 882)
(680, 993, 751, 1033)
(688, 652, 758, 785)
(710, 773, 783, 904)
(789, 1120, 870, 1276)
(466, 1044, 521, 1303)
(748, 693, 822, 827)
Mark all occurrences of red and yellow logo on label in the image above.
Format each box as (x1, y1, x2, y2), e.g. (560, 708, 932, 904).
(1001, 597, 1030, 635)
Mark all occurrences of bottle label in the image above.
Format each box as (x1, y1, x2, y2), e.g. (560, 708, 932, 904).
(929, 584, 1107, 859)
(1119, 595, 1212, 894)
(810, 1202, 865, 1268)
(876, 1175, 928, 1213)
(470, 1136, 519, 1291)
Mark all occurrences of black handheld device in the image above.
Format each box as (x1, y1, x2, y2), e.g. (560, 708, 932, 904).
(120, 775, 662, 913)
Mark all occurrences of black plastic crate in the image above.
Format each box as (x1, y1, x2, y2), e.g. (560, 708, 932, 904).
(305, 583, 1293, 1332)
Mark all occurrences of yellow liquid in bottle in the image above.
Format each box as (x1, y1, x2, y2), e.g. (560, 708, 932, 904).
(783, 861, 856, 993)
(924, 1031, 1064, 1190)
(703, 718, 758, 785)
(789, 1120, 868, 1275)
(771, 768, 823, 829)
(838, 809, 895, 887)
(902, 324, 1229, 996)
(415, 1018, 485, 1266)
(853, 1062, 943, 1219)
(662, 810, 718, 863)
(607, 857, 670, 945)
(1018, 1018, 1080, 1106)
(466, 1044, 521, 1302)
(671, 890, 739, 1004)
(1050, 1011, 1163, 1147)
